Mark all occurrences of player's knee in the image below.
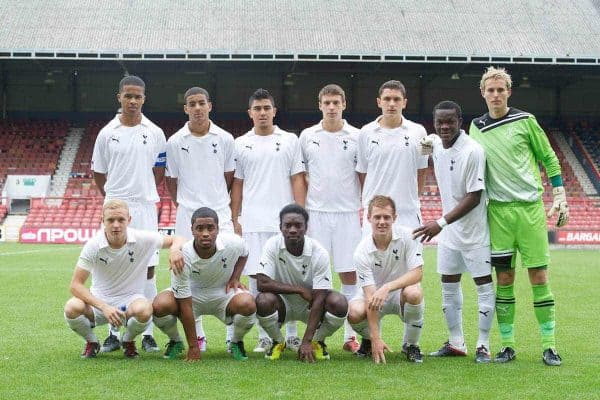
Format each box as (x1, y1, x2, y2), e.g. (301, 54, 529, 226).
(130, 300, 153, 322)
(255, 292, 278, 316)
(325, 291, 348, 317)
(232, 293, 257, 316)
(64, 297, 86, 318)
(347, 300, 366, 324)
(528, 266, 548, 285)
(402, 285, 423, 305)
(152, 290, 176, 317)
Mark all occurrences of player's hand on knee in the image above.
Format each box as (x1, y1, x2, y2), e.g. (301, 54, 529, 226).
(419, 134, 436, 156)
(547, 186, 569, 227)
(298, 342, 315, 363)
(186, 346, 201, 362)
(101, 304, 126, 327)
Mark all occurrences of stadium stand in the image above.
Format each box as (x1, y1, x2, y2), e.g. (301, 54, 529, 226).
(0, 120, 69, 189)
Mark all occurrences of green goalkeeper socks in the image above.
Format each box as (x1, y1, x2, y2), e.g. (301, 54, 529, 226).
(496, 284, 516, 348)
(532, 283, 556, 350)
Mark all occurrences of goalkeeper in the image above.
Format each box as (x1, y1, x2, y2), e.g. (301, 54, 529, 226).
(469, 66, 568, 367)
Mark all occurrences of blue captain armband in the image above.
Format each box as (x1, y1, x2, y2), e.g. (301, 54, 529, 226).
(154, 152, 166, 167)
(549, 175, 563, 188)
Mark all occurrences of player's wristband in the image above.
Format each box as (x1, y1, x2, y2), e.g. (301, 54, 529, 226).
(549, 175, 563, 187)
(436, 217, 448, 229)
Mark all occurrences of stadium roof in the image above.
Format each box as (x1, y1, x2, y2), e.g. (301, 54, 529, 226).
(1, 0, 600, 65)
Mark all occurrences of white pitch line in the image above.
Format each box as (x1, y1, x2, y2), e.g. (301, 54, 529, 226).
(0, 247, 81, 256)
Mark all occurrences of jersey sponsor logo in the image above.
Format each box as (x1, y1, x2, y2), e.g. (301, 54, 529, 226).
(110, 135, 120, 143)
(278, 257, 286, 264)
(181, 146, 190, 153)
(99, 257, 109, 265)
(311, 140, 320, 147)
(212, 143, 218, 154)
(370, 140, 379, 145)
(244, 145, 253, 150)
(259, 261, 266, 268)
(374, 261, 382, 268)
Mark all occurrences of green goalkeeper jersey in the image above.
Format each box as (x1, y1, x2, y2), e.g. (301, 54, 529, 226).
(469, 107, 561, 203)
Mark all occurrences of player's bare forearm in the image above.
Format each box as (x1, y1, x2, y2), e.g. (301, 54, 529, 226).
(363, 286, 381, 339)
(291, 173, 307, 207)
(228, 257, 248, 285)
(256, 274, 310, 299)
(358, 172, 366, 193)
(166, 177, 178, 206)
(301, 289, 328, 343)
(445, 190, 481, 224)
(153, 166, 165, 188)
(93, 172, 106, 197)
(224, 171, 234, 193)
(176, 297, 199, 350)
(417, 168, 427, 195)
(230, 178, 243, 223)
(384, 267, 423, 292)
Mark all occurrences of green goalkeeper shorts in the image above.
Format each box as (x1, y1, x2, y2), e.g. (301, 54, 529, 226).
(488, 200, 550, 268)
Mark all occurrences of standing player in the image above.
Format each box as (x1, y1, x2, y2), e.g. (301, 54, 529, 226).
(152, 207, 256, 361)
(255, 204, 348, 362)
(348, 196, 425, 364)
(470, 66, 568, 366)
(231, 88, 306, 352)
(356, 80, 429, 234)
(413, 101, 495, 363)
(166, 87, 236, 351)
(299, 84, 361, 353)
(63, 200, 185, 358)
(92, 75, 167, 353)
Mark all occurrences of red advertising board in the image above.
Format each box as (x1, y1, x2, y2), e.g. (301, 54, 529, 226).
(556, 230, 600, 245)
(20, 227, 100, 244)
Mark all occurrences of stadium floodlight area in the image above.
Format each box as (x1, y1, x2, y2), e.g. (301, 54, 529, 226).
(1, 0, 599, 66)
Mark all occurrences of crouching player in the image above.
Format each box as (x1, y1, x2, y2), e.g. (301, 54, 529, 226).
(152, 207, 256, 361)
(64, 199, 186, 358)
(348, 195, 425, 364)
(256, 204, 348, 362)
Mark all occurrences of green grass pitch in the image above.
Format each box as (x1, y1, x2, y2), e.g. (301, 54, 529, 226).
(0, 243, 597, 399)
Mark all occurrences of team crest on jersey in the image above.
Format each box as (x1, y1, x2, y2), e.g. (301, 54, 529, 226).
(221, 257, 227, 269)
(142, 134, 148, 145)
(301, 264, 308, 275)
(392, 248, 400, 260)
(275, 142, 281, 152)
(404, 135, 410, 146)
(212, 143, 218, 154)
(342, 139, 348, 150)
(450, 159, 456, 171)
(128, 250, 134, 263)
